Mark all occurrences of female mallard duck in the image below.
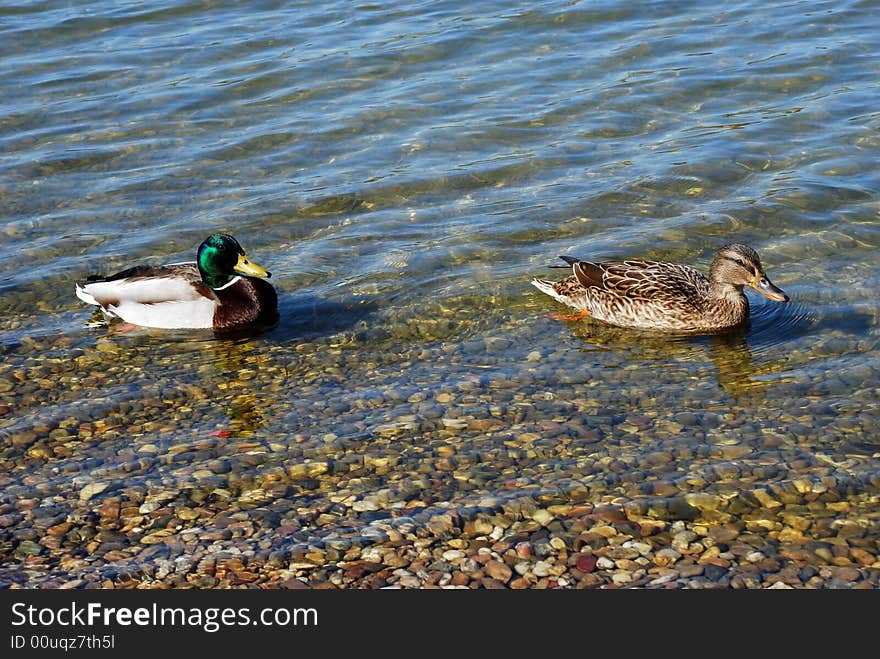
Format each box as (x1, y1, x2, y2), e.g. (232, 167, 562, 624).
(75, 233, 278, 331)
(531, 243, 788, 332)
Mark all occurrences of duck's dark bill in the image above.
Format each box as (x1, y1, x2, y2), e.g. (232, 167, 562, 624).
(234, 254, 271, 278)
(754, 277, 789, 302)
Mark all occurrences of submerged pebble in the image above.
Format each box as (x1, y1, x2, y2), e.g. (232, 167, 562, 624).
(0, 306, 877, 590)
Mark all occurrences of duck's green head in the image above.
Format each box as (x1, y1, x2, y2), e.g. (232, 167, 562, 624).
(197, 233, 272, 290)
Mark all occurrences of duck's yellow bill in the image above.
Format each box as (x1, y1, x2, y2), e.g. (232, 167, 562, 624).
(234, 253, 271, 278)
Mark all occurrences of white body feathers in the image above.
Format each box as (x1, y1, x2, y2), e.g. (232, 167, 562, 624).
(74, 263, 232, 329)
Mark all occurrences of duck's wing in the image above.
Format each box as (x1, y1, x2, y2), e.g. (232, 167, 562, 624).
(76, 263, 212, 306)
(570, 259, 707, 304)
(75, 263, 218, 329)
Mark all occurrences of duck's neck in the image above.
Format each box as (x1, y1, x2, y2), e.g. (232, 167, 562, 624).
(699, 282, 748, 329)
(201, 271, 236, 290)
(708, 281, 746, 302)
(707, 282, 749, 321)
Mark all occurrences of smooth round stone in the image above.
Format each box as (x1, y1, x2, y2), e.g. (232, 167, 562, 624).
(703, 564, 729, 581)
(485, 560, 512, 582)
(595, 556, 615, 570)
(79, 482, 108, 501)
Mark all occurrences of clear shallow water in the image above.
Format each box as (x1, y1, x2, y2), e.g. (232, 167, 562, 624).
(0, 0, 878, 587)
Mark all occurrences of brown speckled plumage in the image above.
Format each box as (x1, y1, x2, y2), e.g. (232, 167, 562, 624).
(532, 244, 789, 332)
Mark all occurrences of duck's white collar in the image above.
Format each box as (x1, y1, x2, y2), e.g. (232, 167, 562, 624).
(214, 276, 242, 291)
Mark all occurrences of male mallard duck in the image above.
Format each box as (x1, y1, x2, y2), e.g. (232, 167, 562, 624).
(75, 233, 278, 331)
(531, 243, 788, 332)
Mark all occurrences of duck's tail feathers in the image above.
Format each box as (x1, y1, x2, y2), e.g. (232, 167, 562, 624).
(75, 282, 99, 306)
(531, 278, 564, 302)
(545, 256, 580, 269)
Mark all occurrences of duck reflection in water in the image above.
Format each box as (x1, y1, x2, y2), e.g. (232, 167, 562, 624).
(561, 318, 775, 398)
(199, 293, 381, 435)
